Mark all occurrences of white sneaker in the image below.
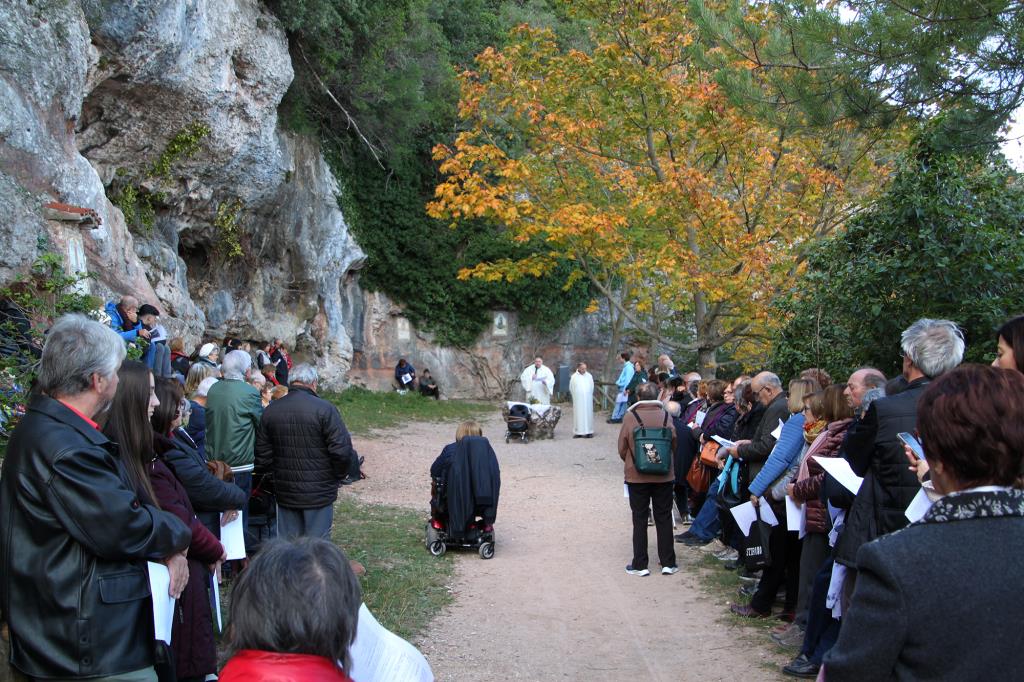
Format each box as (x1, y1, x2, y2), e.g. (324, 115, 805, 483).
(662, 566, 680, 575)
(625, 564, 650, 576)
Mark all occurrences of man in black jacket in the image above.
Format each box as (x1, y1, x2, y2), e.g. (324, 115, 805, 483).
(255, 363, 357, 539)
(0, 314, 191, 681)
(724, 371, 789, 482)
(835, 319, 964, 571)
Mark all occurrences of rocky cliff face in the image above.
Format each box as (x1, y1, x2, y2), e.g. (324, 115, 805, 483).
(1, 0, 364, 385)
(1, 0, 613, 397)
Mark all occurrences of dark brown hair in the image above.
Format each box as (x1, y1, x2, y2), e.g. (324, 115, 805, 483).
(151, 378, 184, 435)
(705, 379, 727, 403)
(821, 384, 854, 423)
(997, 316, 1024, 373)
(635, 382, 659, 401)
(800, 367, 833, 388)
(917, 364, 1024, 487)
(227, 537, 361, 672)
(102, 360, 159, 508)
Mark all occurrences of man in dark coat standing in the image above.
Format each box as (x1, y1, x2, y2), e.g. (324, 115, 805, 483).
(0, 315, 191, 681)
(835, 318, 964, 572)
(255, 363, 357, 539)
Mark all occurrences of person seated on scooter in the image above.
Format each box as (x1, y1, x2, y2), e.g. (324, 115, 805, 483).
(431, 420, 482, 481)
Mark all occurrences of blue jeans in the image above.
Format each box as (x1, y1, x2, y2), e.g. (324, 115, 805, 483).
(611, 398, 628, 420)
(690, 478, 722, 541)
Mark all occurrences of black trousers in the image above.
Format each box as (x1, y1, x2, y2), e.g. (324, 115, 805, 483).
(750, 520, 803, 614)
(628, 481, 677, 570)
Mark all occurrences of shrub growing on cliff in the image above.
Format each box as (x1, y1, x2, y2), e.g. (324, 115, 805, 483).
(0, 252, 100, 440)
(110, 122, 210, 235)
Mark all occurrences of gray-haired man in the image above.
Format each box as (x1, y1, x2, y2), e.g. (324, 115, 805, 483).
(0, 315, 190, 681)
(255, 364, 358, 539)
(835, 319, 965, 579)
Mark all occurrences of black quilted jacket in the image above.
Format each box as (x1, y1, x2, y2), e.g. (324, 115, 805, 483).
(254, 386, 356, 509)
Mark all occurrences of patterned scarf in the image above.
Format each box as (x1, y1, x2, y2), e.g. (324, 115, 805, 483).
(923, 488, 1024, 523)
(803, 419, 825, 444)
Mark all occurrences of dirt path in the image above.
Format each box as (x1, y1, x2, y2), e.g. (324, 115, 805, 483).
(352, 405, 785, 681)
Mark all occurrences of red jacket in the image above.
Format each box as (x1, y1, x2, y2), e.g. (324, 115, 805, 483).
(220, 650, 353, 681)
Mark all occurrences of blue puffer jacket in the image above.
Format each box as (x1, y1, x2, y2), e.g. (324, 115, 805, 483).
(747, 412, 805, 498)
(103, 301, 141, 342)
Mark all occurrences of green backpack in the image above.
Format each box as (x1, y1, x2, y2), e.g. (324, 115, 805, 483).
(631, 407, 672, 475)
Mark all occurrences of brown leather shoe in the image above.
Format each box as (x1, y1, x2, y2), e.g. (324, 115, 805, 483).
(731, 603, 771, 618)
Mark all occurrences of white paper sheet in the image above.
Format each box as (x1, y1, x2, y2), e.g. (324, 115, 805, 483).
(349, 603, 434, 682)
(221, 512, 246, 560)
(694, 410, 707, 426)
(729, 499, 778, 536)
(904, 486, 934, 523)
(147, 562, 175, 645)
(711, 435, 736, 449)
(786, 496, 806, 538)
(758, 499, 779, 527)
(827, 563, 847, 619)
(770, 418, 785, 440)
(814, 456, 864, 494)
(212, 571, 223, 632)
(623, 483, 629, 499)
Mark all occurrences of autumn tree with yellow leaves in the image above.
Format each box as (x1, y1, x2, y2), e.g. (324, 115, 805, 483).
(429, 0, 892, 377)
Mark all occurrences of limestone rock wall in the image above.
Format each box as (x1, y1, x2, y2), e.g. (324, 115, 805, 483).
(0, 0, 364, 386)
(344, 291, 613, 400)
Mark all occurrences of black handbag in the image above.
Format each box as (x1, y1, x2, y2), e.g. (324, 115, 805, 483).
(742, 506, 773, 571)
(716, 457, 750, 511)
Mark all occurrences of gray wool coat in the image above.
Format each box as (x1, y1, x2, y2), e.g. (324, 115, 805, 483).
(824, 488, 1024, 681)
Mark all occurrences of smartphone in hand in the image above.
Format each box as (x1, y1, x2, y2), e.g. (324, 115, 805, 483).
(898, 432, 926, 460)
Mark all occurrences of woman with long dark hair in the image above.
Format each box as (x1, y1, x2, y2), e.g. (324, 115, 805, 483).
(152, 377, 245, 538)
(105, 362, 225, 682)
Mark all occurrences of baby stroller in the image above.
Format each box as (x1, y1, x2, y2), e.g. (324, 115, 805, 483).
(505, 403, 531, 444)
(425, 436, 500, 559)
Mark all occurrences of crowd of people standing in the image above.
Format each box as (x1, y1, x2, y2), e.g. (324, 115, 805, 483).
(615, 316, 1024, 679)
(0, 308, 366, 681)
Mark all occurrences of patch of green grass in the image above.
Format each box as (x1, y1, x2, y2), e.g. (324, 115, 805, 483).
(323, 386, 490, 436)
(332, 495, 453, 640)
(686, 551, 793, 677)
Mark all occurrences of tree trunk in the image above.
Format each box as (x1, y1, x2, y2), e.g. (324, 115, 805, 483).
(604, 299, 625, 383)
(697, 345, 718, 379)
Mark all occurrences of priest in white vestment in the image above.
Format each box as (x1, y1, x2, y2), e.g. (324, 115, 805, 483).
(519, 356, 555, 403)
(569, 362, 594, 438)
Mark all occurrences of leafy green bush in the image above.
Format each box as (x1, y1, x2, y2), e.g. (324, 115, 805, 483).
(771, 133, 1024, 381)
